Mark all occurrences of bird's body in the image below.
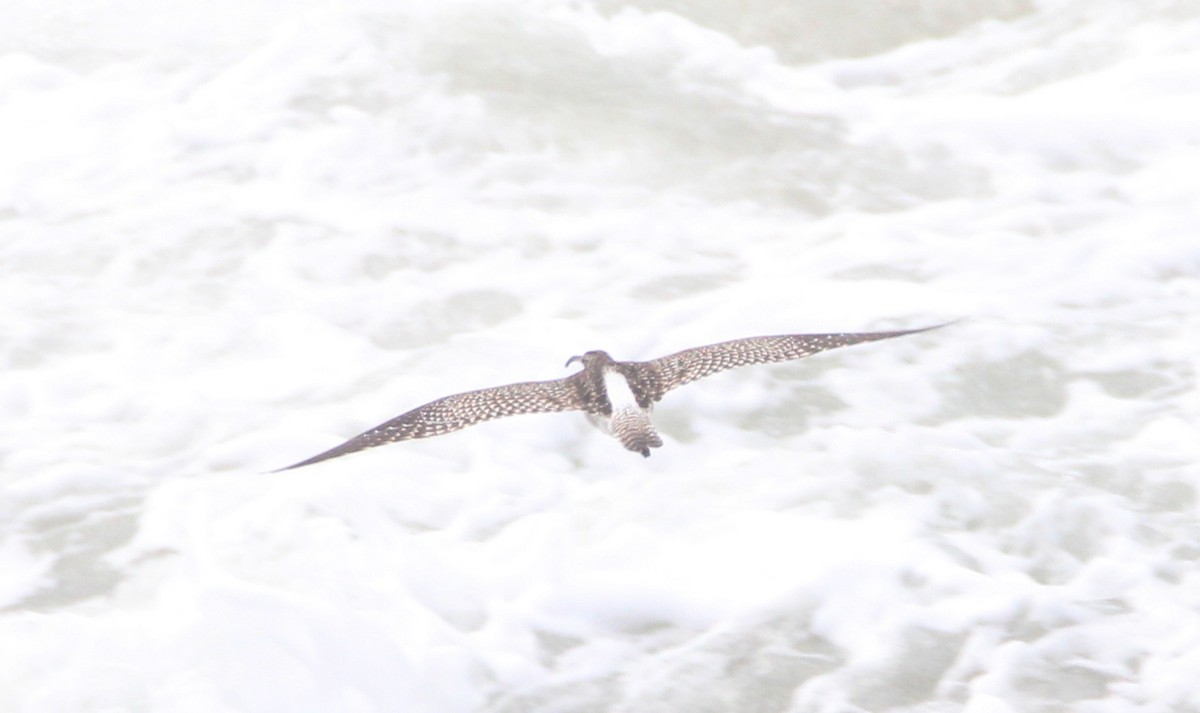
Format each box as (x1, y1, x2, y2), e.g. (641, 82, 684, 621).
(276, 324, 946, 470)
(576, 354, 663, 457)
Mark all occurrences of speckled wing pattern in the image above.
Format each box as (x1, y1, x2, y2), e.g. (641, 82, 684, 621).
(278, 324, 946, 469)
(618, 325, 943, 406)
(275, 376, 588, 471)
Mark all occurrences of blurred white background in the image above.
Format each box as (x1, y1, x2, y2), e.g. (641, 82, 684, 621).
(2, 1, 1198, 711)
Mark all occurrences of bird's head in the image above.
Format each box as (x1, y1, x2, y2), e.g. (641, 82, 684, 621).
(565, 350, 614, 369)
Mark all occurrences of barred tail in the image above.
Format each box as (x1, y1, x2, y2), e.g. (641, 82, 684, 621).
(611, 407, 663, 457)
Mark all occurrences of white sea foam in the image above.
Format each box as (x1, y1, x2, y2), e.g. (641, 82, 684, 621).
(2, 1, 1199, 711)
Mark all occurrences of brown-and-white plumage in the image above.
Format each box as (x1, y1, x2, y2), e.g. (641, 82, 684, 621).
(276, 324, 945, 470)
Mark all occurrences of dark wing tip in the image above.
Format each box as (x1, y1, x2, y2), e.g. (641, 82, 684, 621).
(271, 442, 361, 472)
(831, 319, 960, 346)
(868, 319, 960, 338)
(911, 318, 961, 332)
(271, 425, 405, 472)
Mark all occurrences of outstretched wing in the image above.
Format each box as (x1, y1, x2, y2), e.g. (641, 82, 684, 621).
(276, 375, 587, 471)
(620, 324, 946, 405)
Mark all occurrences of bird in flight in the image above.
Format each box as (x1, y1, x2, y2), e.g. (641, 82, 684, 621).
(276, 324, 946, 470)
